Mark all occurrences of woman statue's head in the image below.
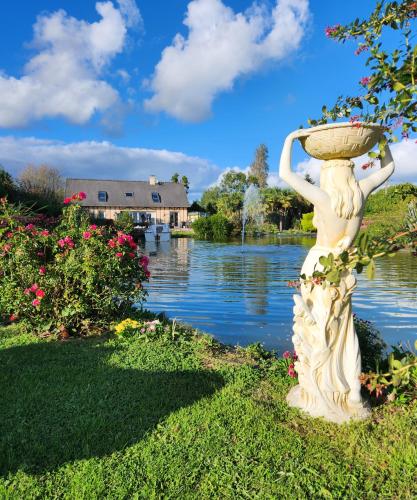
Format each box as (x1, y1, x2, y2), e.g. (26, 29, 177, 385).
(320, 160, 363, 219)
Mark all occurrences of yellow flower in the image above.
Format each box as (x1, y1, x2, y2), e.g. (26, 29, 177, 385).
(114, 318, 141, 335)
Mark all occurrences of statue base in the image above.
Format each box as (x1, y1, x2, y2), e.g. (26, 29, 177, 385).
(287, 385, 370, 424)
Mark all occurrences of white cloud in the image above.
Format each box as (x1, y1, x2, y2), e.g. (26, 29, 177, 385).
(144, 0, 310, 122)
(0, 1, 141, 128)
(0, 136, 222, 200)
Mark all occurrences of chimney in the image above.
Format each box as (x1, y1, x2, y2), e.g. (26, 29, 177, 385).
(149, 175, 157, 186)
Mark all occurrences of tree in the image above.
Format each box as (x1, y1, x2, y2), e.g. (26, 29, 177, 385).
(171, 173, 179, 183)
(313, 1, 417, 153)
(18, 164, 64, 202)
(248, 144, 269, 188)
(219, 171, 248, 194)
(181, 175, 189, 192)
(200, 186, 221, 215)
(0, 166, 15, 198)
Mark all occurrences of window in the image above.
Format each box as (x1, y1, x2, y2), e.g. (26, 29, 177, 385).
(97, 210, 105, 219)
(125, 192, 134, 197)
(151, 192, 161, 203)
(98, 191, 108, 202)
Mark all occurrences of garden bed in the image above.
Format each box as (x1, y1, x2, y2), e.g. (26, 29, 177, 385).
(1, 322, 416, 498)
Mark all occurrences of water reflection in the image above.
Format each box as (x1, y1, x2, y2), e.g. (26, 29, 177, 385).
(143, 237, 417, 350)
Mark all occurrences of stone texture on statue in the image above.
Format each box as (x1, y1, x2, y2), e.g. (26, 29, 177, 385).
(279, 122, 395, 424)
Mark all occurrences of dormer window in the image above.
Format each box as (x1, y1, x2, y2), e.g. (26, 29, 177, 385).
(125, 192, 134, 197)
(98, 191, 108, 202)
(151, 192, 161, 203)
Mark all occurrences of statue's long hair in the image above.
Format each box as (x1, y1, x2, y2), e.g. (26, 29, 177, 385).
(320, 160, 363, 220)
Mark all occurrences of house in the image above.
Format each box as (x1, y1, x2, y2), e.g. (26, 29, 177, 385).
(65, 175, 189, 227)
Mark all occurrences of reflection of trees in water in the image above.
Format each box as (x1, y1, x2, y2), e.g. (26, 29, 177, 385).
(145, 239, 190, 285)
(211, 254, 269, 316)
(361, 252, 417, 293)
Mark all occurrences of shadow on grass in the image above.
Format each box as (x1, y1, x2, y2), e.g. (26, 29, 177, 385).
(0, 339, 224, 476)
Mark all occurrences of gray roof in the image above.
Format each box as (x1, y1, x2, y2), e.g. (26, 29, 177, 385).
(65, 178, 189, 208)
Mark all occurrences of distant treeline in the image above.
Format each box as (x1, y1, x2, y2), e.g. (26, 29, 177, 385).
(0, 164, 64, 215)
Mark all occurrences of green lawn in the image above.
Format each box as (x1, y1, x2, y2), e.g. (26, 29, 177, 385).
(1, 325, 416, 499)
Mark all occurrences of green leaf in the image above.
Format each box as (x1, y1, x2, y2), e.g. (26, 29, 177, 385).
(392, 81, 405, 92)
(366, 259, 376, 280)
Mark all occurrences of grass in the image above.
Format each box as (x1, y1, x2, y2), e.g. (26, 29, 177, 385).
(1, 325, 416, 499)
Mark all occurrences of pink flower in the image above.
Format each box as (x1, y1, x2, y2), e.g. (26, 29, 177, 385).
(362, 161, 375, 170)
(6, 232, 13, 238)
(9, 314, 17, 322)
(63, 197, 72, 205)
(35, 289, 45, 298)
(354, 45, 368, 56)
(37, 251, 45, 257)
(129, 241, 137, 250)
(25, 224, 35, 230)
(24, 288, 31, 295)
(41, 230, 49, 236)
(58, 239, 66, 248)
(359, 76, 371, 87)
(108, 239, 116, 248)
(32, 299, 41, 307)
(145, 270, 151, 278)
(83, 231, 92, 239)
(288, 367, 297, 379)
(283, 351, 291, 359)
(117, 236, 125, 245)
(128, 252, 135, 258)
(29, 283, 39, 292)
(3, 244, 11, 252)
(90, 224, 97, 230)
(78, 191, 87, 200)
(39, 266, 46, 275)
(116, 252, 123, 258)
(325, 24, 341, 37)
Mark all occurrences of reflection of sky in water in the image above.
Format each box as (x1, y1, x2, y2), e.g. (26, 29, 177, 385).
(143, 237, 417, 351)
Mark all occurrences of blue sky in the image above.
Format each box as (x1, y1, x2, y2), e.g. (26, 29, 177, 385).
(0, 0, 415, 199)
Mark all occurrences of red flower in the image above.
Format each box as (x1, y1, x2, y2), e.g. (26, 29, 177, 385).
(35, 289, 45, 299)
(37, 251, 45, 257)
(128, 252, 135, 258)
(58, 239, 66, 248)
(83, 231, 92, 239)
(25, 224, 35, 230)
(362, 161, 375, 170)
(354, 45, 368, 56)
(24, 288, 31, 295)
(90, 224, 97, 230)
(359, 76, 370, 87)
(39, 266, 46, 275)
(78, 191, 87, 200)
(108, 239, 116, 248)
(129, 241, 137, 250)
(9, 314, 17, 322)
(140, 255, 150, 267)
(63, 197, 72, 205)
(6, 232, 13, 238)
(145, 270, 151, 278)
(116, 252, 123, 258)
(32, 298, 41, 307)
(29, 283, 39, 292)
(283, 351, 291, 359)
(41, 229, 49, 236)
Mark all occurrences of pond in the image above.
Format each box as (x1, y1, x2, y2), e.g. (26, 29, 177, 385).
(143, 236, 417, 351)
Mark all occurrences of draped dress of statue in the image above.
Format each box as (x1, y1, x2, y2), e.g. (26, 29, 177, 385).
(279, 126, 395, 423)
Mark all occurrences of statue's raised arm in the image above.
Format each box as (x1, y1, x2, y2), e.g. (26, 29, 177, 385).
(279, 129, 327, 206)
(359, 144, 395, 198)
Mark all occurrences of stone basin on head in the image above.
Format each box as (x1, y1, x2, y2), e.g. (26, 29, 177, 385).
(299, 122, 383, 160)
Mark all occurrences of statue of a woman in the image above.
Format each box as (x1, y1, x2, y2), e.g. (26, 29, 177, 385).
(279, 123, 395, 423)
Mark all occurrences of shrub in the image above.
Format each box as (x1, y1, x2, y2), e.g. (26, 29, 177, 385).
(192, 214, 232, 241)
(300, 212, 316, 232)
(0, 196, 149, 335)
(115, 211, 134, 233)
(354, 315, 386, 372)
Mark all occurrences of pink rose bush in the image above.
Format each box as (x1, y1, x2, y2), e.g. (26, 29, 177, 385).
(0, 197, 149, 335)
